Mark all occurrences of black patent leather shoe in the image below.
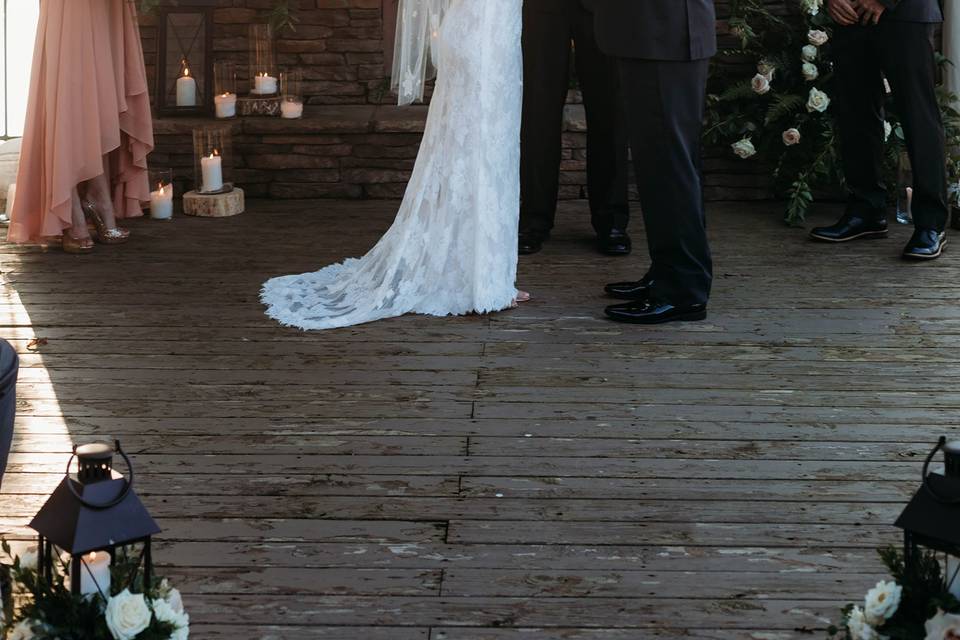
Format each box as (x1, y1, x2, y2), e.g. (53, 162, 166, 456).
(903, 229, 947, 260)
(809, 211, 888, 242)
(519, 231, 548, 255)
(605, 298, 707, 325)
(598, 228, 632, 256)
(604, 276, 654, 300)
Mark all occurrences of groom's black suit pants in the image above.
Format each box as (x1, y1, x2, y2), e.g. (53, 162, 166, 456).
(520, 0, 629, 236)
(833, 21, 948, 231)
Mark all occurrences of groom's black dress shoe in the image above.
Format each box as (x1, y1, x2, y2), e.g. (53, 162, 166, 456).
(809, 211, 888, 242)
(519, 231, 548, 255)
(604, 277, 654, 300)
(598, 228, 632, 256)
(903, 229, 947, 260)
(605, 298, 707, 325)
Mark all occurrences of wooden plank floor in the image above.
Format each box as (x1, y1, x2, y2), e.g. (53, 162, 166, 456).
(0, 199, 952, 639)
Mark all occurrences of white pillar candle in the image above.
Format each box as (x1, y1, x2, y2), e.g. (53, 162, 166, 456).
(4, 183, 15, 217)
(79, 551, 111, 597)
(214, 93, 237, 118)
(201, 152, 224, 192)
(150, 183, 174, 220)
(253, 73, 278, 95)
(176, 69, 197, 107)
(280, 100, 303, 119)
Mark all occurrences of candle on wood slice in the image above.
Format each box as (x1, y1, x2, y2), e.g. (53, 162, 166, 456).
(201, 151, 224, 193)
(176, 68, 197, 107)
(150, 183, 174, 220)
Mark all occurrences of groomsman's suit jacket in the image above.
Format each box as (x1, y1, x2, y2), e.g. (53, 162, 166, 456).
(585, 0, 717, 61)
(880, 0, 942, 22)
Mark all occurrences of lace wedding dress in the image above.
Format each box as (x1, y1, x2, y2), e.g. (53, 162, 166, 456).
(261, 0, 523, 330)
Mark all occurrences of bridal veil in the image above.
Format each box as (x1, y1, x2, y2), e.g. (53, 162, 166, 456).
(392, 0, 452, 105)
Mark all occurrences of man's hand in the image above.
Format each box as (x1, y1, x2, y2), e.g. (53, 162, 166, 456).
(855, 0, 886, 25)
(827, 0, 859, 25)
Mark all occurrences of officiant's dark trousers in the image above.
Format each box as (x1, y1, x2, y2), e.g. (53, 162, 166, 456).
(0, 340, 18, 491)
(520, 0, 629, 236)
(833, 22, 948, 231)
(617, 58, 713, 305)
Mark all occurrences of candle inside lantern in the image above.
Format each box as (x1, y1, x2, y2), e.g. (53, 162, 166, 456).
(150, 183, 173, 220)
(176, 67, 197, 107)
(253, 72, 278, 95)
(280, 99, 303, 119)
(79, 551, 111, 597)
(201, 151, 224, 193)
(214, 93, 237, 119)
(4, 183, 15, 218)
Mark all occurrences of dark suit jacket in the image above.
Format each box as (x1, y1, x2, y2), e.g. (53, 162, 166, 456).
(585, 0, 717, 61)
(881, 0, 943, 22)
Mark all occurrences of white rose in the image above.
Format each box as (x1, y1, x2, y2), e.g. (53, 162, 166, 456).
(925, 609, 960, 639)
(8, 620, 38, 640)
(802, 62, 819, 81)
(105, 589, 153, 640)
(166, 587, 184, 614)
(782, 128, 801, 146)
(751, 73, 771, 95)
(172, 627, 189, 640)
(153, 597, 189, 629)
(807, 87, 831, 113)
(16, 549, 37, 572)
(802, 0, 823, 14)
(808, 29, 829, 46)
(884, 121, 893, 141)
(864, 580, 902, 625)
(802, 44, 818, 62)
(732, 138, 756, 159)
(757, 60, 776, 80)
(847, 606, 879, 640)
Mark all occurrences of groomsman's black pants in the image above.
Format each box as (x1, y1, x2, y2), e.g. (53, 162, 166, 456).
(833, 22, 948, 231)
(520, 0, 629, 236)
(617, 58, 713, 306)
(0, 340, 18, 491)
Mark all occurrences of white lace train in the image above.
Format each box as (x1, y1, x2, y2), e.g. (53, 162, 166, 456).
(261, 0, 522, 330)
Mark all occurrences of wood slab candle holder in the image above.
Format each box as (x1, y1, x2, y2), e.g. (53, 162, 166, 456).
(183, 187, 245, 217)
(238, 95, 282, 117)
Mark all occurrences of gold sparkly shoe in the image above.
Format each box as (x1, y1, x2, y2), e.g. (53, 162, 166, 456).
(82, 201, 130, 245)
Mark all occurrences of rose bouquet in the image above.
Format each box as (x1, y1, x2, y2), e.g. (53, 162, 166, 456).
(0, 541, 189, 640)
(830, 546, 960, 639)
(705, 0, 960, 225)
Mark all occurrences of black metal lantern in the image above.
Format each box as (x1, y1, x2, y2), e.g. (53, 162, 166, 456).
(895, 437, 960, 597)
(156, 7, 214, 116)
(28, 441, 160, 598)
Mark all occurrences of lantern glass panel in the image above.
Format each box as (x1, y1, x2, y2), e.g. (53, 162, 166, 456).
(193, 126, 233, 194)
(249, 24, 278, 95)
(157, 9, 213, 115)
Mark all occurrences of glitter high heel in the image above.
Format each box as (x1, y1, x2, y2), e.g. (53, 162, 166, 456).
(82, 201, 129, 245)
(61, 232, 94, 254)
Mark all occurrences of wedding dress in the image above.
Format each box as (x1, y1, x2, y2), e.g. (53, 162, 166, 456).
(261, 0, 523, 330)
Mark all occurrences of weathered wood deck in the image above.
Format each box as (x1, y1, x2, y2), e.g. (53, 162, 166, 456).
(0, 199, 951, 638)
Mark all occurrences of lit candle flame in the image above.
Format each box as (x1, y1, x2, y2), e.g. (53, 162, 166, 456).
(184, 67, 190, 78)
(209, 149, 219, 159)
(86, 552, 97, 561)
(158, 183, 165, 195)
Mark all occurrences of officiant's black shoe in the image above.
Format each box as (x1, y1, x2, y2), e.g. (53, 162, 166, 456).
(519, 231, 548, 255)
(599, 228, 632, 256)
(903, 229, 947, 260)
(605, 298, 707, 325)
(809, 211, 888, 243)
(604, 276, 654, 300)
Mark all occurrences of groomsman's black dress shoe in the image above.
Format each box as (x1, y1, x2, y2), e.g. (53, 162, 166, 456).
(605, 298, 707, 325)
(604, 276, 654, 300)
(598, 228, 632, 256)
(809, 211, 888, 242)
(519, 231, 548, 255)
(903, 229, 947, 260)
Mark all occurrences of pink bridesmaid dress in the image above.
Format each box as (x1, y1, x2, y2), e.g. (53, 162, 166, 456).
(7, 0, 154, 244)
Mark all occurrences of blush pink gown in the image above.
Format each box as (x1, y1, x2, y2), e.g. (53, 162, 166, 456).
(7, 0, 154, 244)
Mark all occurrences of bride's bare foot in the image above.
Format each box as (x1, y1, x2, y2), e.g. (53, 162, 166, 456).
(510, 290, 532, 308)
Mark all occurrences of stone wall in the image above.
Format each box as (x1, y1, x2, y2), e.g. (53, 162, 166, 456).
(141, 0, 778, 201)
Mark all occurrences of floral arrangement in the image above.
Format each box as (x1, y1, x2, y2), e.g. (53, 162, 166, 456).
(0, 541, 189, 640)
(705, 0, 960, 225)
(830, 546, 960, 639)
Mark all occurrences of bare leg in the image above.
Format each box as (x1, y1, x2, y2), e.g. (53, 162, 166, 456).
(68, 188, 91, 240)
(80, 155, 118, 230)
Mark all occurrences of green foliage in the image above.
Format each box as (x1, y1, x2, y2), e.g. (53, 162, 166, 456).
(706, 0, 960, 225)
(269, 0, 301, 35)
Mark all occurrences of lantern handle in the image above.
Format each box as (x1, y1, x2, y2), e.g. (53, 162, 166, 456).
(922, 437, 960, 505)
(64, 440, 135, 510)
